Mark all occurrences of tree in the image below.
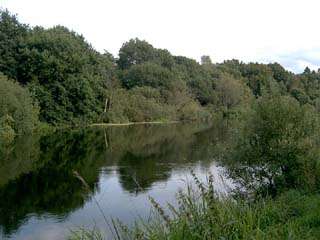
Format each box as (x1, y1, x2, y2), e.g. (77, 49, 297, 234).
(297, 70, 320, 106)
(215, 73, 250, 109)
(120, 62, 176, 89)
(201, 55, 212, 65)
(268, 62, 293, 90)
(0, 10, 29, 80)
(117, 38, 157, 69)
(174, 56, 217, 105)
(16, 26, 114, 123)
(228, 96, 320, 196)
(117, 38, 175, 70)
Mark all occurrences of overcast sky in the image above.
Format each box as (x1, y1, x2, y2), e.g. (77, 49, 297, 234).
(1, 0, 320, 73)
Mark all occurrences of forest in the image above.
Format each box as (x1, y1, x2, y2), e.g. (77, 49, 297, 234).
(1, 9, 319, 141)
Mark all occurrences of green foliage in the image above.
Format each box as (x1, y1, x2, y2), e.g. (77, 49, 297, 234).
(0, 10, 28, 80)
(102, 88, 171, 123)
(95, 91, 318, 240)
(69, 228, 104, 240)
(296, 69, 320, 106)
(0, 10, 115, 124)
(117, 38, 174, 70)
(268, 62, 294, 90)
(0, 115, 15, 143)
(1, 9, 319, 130)
(104, 91, 185, 123)
(228, 95, 320, 196)
(291, 88, 310, 104)
(133, 185, 320, 240)
(120, 62, 176, 89)
(214, 73, 252, 110)
(1, 8, 320, 240)
(19, 26, 114, 123)
(0, 74, 39, 138)
(117, 38, 156, 69)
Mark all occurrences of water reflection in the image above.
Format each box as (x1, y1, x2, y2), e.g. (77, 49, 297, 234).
(0, 122, 231, 239)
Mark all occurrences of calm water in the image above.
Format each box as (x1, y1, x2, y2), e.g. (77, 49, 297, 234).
(0, 123, 234, 240)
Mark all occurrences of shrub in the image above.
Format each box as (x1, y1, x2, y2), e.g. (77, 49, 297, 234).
(228, 96, 320, 196)
(0, 74, 39, 137)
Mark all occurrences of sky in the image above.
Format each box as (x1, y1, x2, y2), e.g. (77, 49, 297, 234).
(1, 0, 320, 73)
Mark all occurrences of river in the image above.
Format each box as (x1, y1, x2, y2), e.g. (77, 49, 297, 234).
(0, 122, 235, 240)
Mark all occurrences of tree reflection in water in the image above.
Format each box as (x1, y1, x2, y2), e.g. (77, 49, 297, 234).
(0, 122, 231, 236)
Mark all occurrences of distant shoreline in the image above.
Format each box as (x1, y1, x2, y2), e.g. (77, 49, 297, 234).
(90, 121, 180, 127)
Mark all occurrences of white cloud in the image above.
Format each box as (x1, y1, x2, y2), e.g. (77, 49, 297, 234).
(1, 0, 320, 73)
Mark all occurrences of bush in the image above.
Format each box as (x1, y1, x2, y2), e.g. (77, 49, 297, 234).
(0, 115, 15, 143)
(228, 95, 320, 196)
(102, 88, 176, 123)
(0, 74, 39, 138)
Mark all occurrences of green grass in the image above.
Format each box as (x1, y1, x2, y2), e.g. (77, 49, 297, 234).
(68, 173, 320, 240)
(68, 227, 104, 240)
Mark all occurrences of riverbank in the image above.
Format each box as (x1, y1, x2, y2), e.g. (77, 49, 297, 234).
(69, 96, 320, 240)
(69, 179, 320, 240)
(90, 121, 180, 127)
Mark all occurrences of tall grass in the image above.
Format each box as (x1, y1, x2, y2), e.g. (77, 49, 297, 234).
(69, 227, 104, 240)
(69, 171, 320, 240)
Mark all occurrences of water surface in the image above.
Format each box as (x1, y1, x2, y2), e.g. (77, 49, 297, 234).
(0, 123, 233, 240)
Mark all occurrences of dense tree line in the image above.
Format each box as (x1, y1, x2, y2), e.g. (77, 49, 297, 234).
(0, 10, 319, 138)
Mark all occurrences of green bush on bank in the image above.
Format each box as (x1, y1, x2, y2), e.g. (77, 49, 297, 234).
(227, 95, 320, 196)
(0, 74, 39, 141)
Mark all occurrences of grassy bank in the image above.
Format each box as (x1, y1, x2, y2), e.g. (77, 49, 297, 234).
(69, 173, 320, 240)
